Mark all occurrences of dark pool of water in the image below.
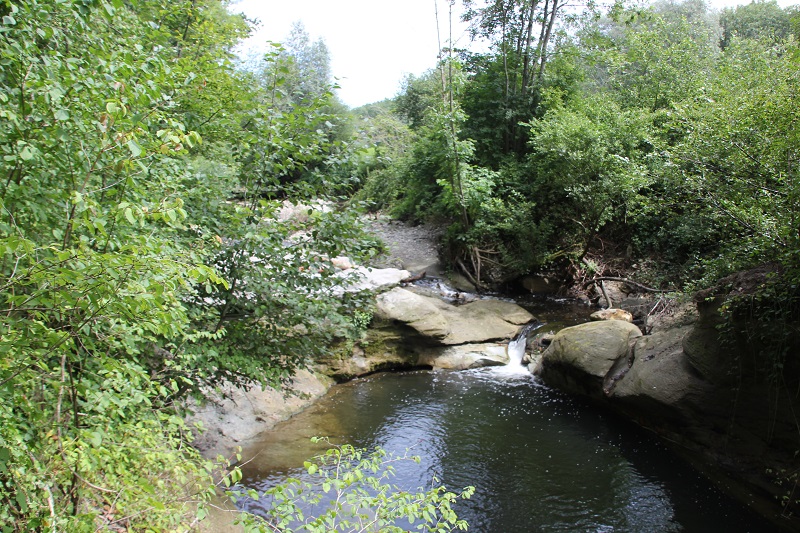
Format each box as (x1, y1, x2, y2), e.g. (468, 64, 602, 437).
(236, 368, 773, 532)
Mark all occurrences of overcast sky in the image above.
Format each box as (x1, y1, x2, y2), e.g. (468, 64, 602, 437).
(231, 0, 797, 108)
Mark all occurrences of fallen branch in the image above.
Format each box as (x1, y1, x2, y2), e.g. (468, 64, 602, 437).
(599, 280, 612, 309)
(456, 258, 488, 291)
(583, 276, 674, 293)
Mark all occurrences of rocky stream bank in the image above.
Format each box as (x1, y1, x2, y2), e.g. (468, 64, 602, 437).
(191, 219, 799, 531)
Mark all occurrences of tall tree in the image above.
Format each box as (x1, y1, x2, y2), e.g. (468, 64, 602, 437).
(719, 0, 799, 49)
(459, 0, 575, 161)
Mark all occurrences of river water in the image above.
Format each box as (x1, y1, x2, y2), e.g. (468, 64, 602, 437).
(236, 298, 773, 532)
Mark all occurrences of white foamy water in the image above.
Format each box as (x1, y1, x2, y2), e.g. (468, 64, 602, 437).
(491, 320, 543, 376)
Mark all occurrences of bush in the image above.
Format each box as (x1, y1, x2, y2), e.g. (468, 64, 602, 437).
(232, 439, 474, 533)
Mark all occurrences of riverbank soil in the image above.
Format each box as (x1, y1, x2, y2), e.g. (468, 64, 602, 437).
(365, 216, 444, 275)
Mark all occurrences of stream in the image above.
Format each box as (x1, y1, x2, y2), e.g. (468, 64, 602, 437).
(234, 295, 774, 532)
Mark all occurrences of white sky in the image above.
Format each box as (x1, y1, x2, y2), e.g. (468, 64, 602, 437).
(232, 0, 797, 108)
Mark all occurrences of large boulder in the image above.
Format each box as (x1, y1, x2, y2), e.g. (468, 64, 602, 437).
(375, 287, 533, 345)
(375, 287, 451, 340)
(534, 321, 642, 398)
(319, 329, 421, 381)
(521, 274, 562, 295)
(533, 315, 727, 432)
(442, 298, 533, 344)
(608, 326, 717, 430)
(533, 268, 800, 527)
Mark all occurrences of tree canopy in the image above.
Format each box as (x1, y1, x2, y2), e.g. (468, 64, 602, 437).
(357, 0, 800, 291)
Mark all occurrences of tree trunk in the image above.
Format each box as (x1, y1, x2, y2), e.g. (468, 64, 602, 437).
(532, 0, 550, 86)
(535, 0, 559, 84)
(521, 0, 539, 94)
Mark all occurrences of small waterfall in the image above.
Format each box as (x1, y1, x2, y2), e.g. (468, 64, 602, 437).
(506, 320, 543, 367)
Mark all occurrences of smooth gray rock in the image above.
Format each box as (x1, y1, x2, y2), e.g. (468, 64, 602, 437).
(418, 343, 509, 370)
(375, 287, 533, 345)
(608, 326, 715, 426)
(534, 321, 642, 398)
(375, 287, 451, 340)
(186, 370, 332, 460)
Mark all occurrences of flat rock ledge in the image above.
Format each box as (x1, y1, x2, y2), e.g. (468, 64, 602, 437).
(418, 343, 510, 370)
(186, 369, 333, 461)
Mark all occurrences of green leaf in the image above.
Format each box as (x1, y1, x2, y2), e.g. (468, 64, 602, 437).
(124, 207, 135, 224)
(87, 430, 104, 446)
(127, 139, 142, 157)
(15, 492, 27, 512)
(18, 143, 35, 161)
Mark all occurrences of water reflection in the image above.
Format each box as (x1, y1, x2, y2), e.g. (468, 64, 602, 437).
(237, 370, 770, 532)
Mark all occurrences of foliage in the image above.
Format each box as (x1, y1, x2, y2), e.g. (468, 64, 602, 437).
(0, 1, 226, 527)
(350, 101, 414, 211)
(457, 0, 563, 161)
(601, 2, 718, 112)
(666, 36, 800, 285)
(0, 0, 378, 529)
(237, 43, 345, 198)
(234, 439, 474, 533)
(525, 95, 654, 261)
(719, 0, 799, 49)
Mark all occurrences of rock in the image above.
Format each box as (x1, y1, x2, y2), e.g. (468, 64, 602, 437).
(375, 287, 451, 340)
(336, 266, 411, 293)
(445, 271, 479, 292)
(418, 343, 509, 370)
(521, 274, 561, 294)
(646, 301, 697, 334)
(602, 281, 630, 305)
(186, 370, 332, 460)
(608, 326, 714, 426)
(331, 256, 354, 270)
(617, 297, 655, 322)
(320, 330, 419, 380)
(277, 199, 332, 222)
(535, 333, 555, 347)
(442, 299, 533, 344)
(375, 287, 534, 346)
(681, 296, 731, 385)
(533, 275, 800, 526)
(589, 308, 633, 322)
(533, 321, 642, 398)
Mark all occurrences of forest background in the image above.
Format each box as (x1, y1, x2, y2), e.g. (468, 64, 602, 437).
(1, 0, 799, 529)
